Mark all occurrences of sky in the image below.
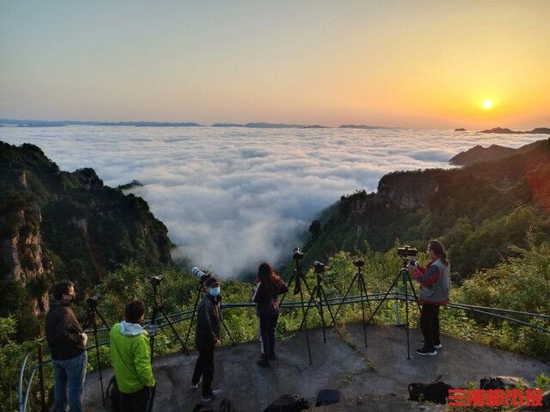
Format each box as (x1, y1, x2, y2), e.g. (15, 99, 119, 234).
(1, 126, 545, 278)
(1, 0, 549, 129)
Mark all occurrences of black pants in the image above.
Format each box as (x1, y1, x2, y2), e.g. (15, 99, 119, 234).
(259, 313, 279, 356)
(120, 385, 155, 412)
(192, 346, 215, 397)
(420, 304, 440, 349)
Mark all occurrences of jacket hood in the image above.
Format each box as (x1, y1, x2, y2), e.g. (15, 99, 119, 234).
(120, 321, 145, 336)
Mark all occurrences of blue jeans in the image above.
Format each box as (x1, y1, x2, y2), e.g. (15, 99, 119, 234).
(52, 351, 87, 412)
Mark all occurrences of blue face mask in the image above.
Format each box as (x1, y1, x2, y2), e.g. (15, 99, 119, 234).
(208, 286, 221, 297)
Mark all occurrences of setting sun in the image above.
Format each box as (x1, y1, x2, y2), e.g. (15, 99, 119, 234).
(483, 100, 493, 110)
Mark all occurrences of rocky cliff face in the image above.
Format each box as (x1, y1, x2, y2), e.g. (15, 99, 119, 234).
(0, 141, 175, 322)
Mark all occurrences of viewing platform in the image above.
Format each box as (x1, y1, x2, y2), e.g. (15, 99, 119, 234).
(82, 322, 550, 411)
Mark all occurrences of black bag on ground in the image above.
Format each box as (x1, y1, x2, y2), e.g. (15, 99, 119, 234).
(263, 393, 310, 412)
(480, 376, 530, 390)
(105, 376, 121, 411)
(315, 389, 344, 407)
(408, 375, 453, 405)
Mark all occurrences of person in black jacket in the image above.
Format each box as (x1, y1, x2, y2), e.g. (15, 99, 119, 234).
(190, 276, 223, 403)
(45, 280, 88, 412)
(252, 262, 288, 367)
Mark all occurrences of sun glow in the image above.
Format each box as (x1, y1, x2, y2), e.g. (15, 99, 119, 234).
(482, 100, 493, 110)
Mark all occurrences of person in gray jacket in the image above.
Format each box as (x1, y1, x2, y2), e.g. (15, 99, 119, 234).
(190, 276, 223, 402)
(409, 240, 451, 356)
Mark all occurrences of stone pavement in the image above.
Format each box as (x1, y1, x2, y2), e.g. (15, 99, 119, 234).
(82, 323, 550, 411)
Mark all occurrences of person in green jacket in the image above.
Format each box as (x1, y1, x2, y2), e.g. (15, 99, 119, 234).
(110, 299, 156, 412)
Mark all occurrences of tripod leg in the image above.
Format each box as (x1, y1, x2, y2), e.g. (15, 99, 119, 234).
(366, 273, 401, 325)
(357, 277, 368, 348)
(89, 315, 106, 405)
(402, 269, 411, 359)
(316, 286, 328, 344)
(149, 307, 158, 362)
(278, 272, 295, 306)
(184, 288, 203, 350)
(160, 307, 190, 355)
(299, 287, 318, 331)
(329, 272, 358, 328)
(299, 287, 312, 364)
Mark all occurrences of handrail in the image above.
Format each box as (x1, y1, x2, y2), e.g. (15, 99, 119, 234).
(18, 292, 549, 412)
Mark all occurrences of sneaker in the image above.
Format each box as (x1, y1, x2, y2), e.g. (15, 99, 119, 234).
(202, 389, 223, 403)
(415, 347, 437, 356)
(422, 340, 442, 349)
(190, 376, 201, 389)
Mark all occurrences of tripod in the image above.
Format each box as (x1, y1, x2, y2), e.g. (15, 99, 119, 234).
(329, 259, 375, 347)
(148, 277, 189, 359)
(83, 296, 110, 406)
(279, 249, 314, 364)
(366, 257, 421, 359)
(300, 262, 337, 346)
(183, 277, 235, 351)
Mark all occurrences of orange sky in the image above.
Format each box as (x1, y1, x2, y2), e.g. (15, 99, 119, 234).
(1, 1, 549, 129)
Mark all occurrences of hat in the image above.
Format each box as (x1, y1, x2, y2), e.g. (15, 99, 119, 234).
(204, 277, 220, 287)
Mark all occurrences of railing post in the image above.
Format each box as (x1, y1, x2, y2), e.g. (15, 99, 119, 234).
(38, 342, 46, 412)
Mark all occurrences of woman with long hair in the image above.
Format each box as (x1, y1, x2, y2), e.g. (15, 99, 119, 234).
(409, 239, 451, 356)
(251, 262, 288, 367)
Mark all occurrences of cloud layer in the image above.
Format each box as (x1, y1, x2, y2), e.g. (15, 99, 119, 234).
(0, 126, 544, 278)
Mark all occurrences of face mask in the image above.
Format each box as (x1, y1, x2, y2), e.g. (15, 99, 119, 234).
(208, 286, 221, 297)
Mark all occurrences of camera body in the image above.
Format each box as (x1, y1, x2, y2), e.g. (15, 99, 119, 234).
(397, 245, 418, 258)
(86, 294, 101, 308)
(353, 259, 364, 268)
(313, 261, 325, 274)
(150, 276, 163, 286)
(293, 247, 304, 260)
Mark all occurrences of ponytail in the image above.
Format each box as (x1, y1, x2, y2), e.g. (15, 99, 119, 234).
(428, 240, 450, 266)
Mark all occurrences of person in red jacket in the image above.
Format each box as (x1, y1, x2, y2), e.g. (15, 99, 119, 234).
(252, 262, 288, 367)
(409, 240, 451, 356)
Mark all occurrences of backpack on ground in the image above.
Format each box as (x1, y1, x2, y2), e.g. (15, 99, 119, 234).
(263, 393, 310, 412)
(105, 376, 121, 411)
(408, 375, 453, 405)
(479, 376, 530, 390)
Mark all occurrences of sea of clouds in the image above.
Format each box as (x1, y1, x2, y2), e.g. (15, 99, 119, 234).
(0, 126, 544, 278)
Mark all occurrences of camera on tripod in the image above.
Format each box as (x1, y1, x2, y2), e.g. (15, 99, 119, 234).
(313, 261, 325, 274)
(86, 294, 101, 309)
(150, 276, 163, 286)
(397, 245, 418, 258)
(353, 259, 364, 268)
(293, 247, 304, 260)
(192, 266, 211, 284)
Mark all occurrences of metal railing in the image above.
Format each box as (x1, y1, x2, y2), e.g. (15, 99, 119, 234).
(17, 292, 549, 412)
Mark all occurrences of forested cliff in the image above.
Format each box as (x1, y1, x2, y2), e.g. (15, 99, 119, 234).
(300, 138, 550, 281)
(0, 142, 174, 337)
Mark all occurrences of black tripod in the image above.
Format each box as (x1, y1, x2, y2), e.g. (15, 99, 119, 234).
(366, 256, 421, 359)
(83, 295, 110, 406)
(148, 276, 189, 359)
(330, 259, 375, 347)
(183, 270, 235, 351)
(300, 261, 337, 346)
(279, 248, 314, 364)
